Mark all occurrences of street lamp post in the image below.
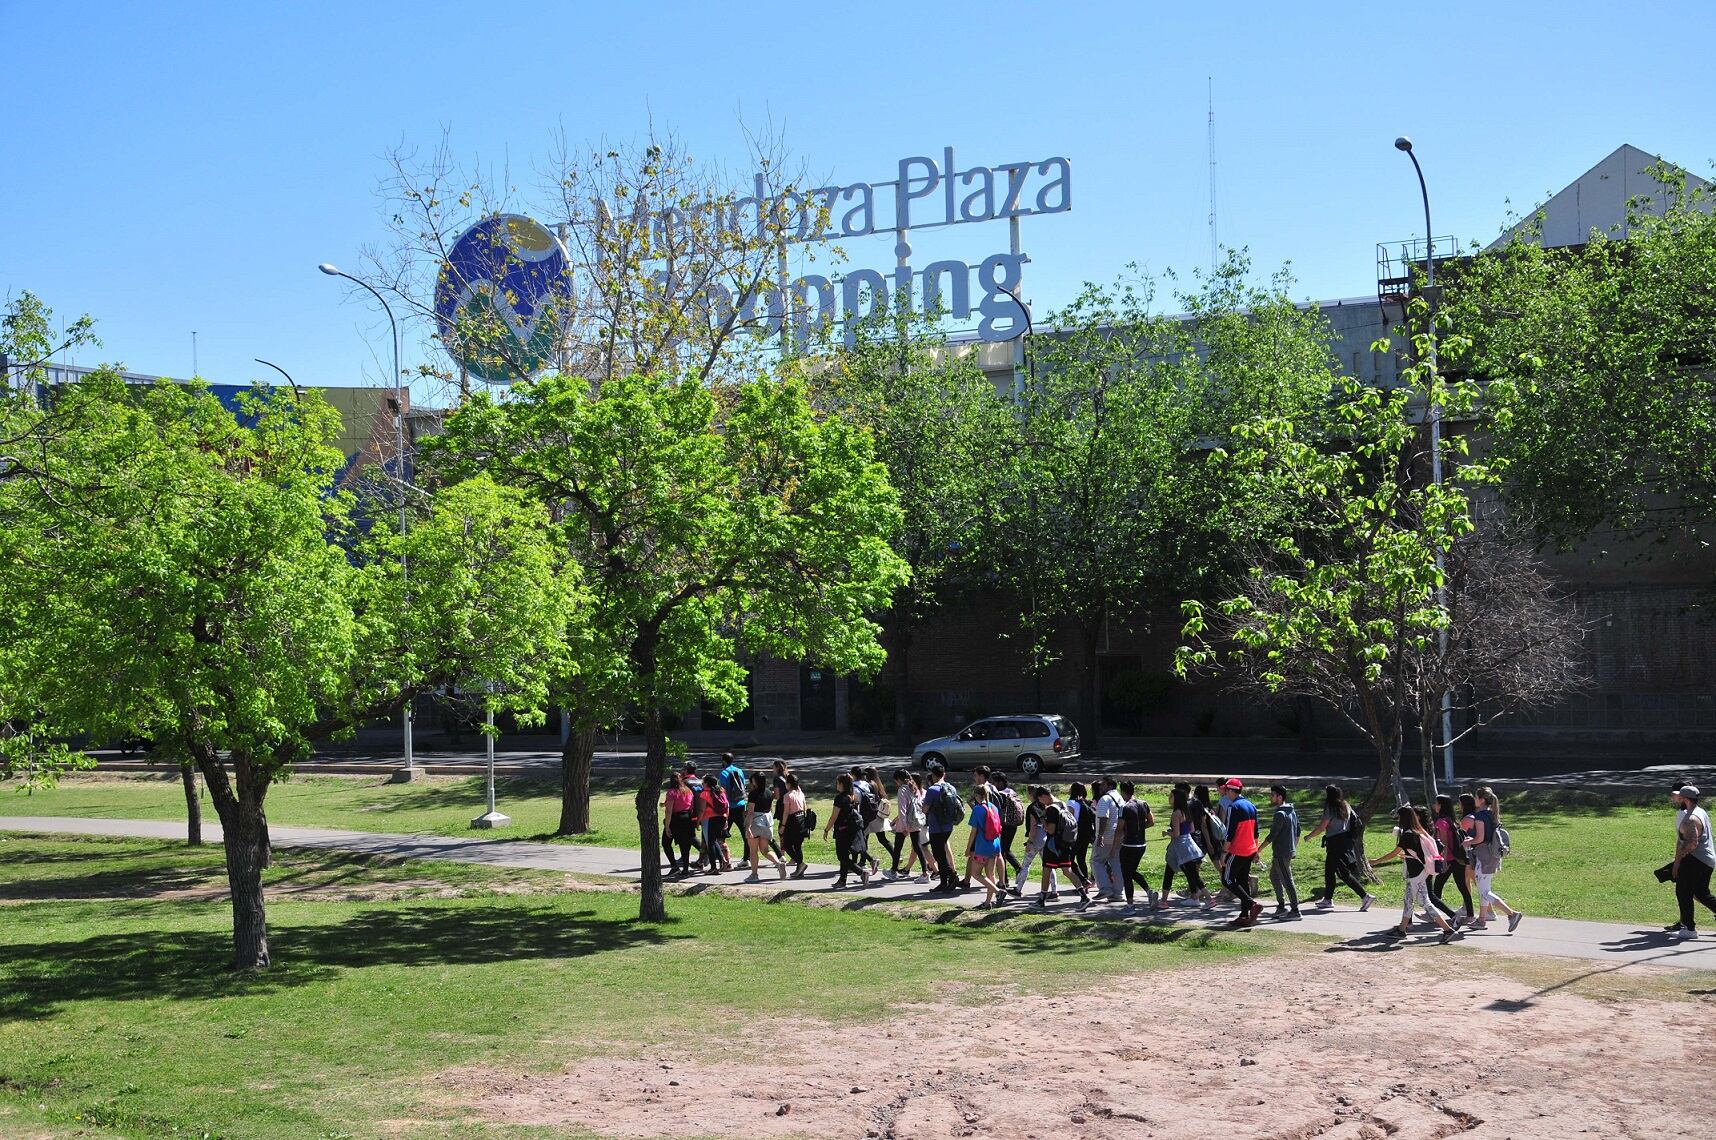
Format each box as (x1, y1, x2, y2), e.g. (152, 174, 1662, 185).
(470, 682, 511, 829)
(318, 263, 419, 784)
(1394, 136, 1455, 792)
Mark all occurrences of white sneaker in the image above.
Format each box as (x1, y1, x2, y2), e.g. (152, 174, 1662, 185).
(1672, 927, 1697, 941)
(914, 874, 930, 884)
(776, 862, 787, 880)
(1360, 895, 1375, 913)
(881, 870, 897, 881)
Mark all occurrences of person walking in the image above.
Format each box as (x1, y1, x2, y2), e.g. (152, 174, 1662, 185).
(1012, 785, 1056, 899)
(663, 771, 698, 876)
(1430, 795, 1473, 924)
(991, 772, 1026, 878)
(1068, 783, 1096, 882)
(767, 760, 792, 864)
(1304, 784, 1374, 911)
(779, 773, 810, 879)
(1033, 787, 1094, 909)
(1158, 786, 1207, 909)
(861, 765, 895, 878)
(1669, 784, 1716, 940)
(1092, 778, 1126, 901)
(743, 772, 788, 881)
(823, 773, 870, 889)
(966, 786, 1005, 908)
(1460, 791, 1521, 932)
(681, 763, 706, 870)
(718, 752, 748, 842)
(1372, 806, 1462, 943)
(891, 768, 930, 882)
(922, 764, 964, 893)
(1258, 785, 1301, 920)
(1217, 779, 1264, 927)
(959, 766, 999, 890)
(698, 776, 733, 874)
(1116, 781, 1158, 912)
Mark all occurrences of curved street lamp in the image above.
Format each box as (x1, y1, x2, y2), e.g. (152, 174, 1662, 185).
(1394, 136, 1454, 791)
(317, 263, 417, 782)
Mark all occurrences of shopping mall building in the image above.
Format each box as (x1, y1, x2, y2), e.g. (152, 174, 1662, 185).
(688, 144, 1716, 753)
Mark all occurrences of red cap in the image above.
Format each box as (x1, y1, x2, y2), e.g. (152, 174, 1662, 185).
(1221, 778, 1244, 791)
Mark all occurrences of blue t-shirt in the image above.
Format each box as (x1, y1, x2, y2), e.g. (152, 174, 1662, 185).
(968, 803, 1001, 857)
(719, 764, 747, 807)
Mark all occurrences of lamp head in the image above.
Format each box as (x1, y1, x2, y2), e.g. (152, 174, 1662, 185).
(1394, 136, 1414, 153)
(317, 263, 340, 276)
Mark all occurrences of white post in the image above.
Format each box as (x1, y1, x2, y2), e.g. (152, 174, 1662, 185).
(471, 683, 510, 829)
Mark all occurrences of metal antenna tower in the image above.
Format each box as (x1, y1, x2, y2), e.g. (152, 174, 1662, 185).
(1207, 78, 1219, 273)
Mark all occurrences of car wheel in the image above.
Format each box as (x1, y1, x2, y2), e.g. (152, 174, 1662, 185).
(1018, 754, 1043, 778)
(922, 752, 945, 770)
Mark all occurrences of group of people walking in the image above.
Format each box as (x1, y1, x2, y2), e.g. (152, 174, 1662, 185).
(660, 756, 1537, 941)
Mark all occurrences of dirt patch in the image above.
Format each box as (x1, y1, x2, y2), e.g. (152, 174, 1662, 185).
(440, 950, 1713, 1138)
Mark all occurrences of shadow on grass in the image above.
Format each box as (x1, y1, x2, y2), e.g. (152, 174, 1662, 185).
(0, 901, 680, 1019)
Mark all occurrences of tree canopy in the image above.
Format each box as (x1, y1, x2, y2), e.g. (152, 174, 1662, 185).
(428, 367, 909, 920)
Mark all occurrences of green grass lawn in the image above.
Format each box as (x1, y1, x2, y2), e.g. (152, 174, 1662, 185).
(0, 833, 1256, 1139)
(1, 774, 1683, 926)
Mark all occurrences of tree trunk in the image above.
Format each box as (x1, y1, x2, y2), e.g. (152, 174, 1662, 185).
(180, 761, 202, 846)
(636, 706, 669, 923)
(558, 722, 597, 835)
(214, 794, 271, 970)
(1419, 714, 1440, 805)
(1360, 735, 1404, 822)
(889, 622, 915, 750)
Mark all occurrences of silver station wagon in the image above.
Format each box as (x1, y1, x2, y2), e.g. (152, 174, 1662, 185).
(912, 714, 1080, 778)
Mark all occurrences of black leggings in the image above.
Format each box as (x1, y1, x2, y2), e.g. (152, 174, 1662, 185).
(834, 829, 863, 881)
(1432, 864, 1472, 915)
(1162, 857, 1204, 898)
(999, 824, 1022, 874)
(930, 832, 957, 888)
(1072, 839, 1092, 881)
(781, 814, 807, 867)
(1119, 845, 1152, 903)
(878, 829, 904, 870)
(1321, 835, 1369, 901)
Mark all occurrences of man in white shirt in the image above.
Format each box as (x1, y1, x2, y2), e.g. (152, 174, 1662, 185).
(1670, 784, 1716, 940)
(1092, 777, 1125, 901)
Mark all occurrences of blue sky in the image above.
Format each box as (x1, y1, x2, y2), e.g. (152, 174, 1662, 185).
(5, 0, 1711, 402)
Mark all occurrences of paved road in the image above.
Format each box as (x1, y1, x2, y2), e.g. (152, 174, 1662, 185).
(89, 748, 1716, 797)
(8, 815, 1715, 976)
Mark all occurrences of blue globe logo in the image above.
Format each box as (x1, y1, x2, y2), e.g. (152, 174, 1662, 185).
(434, 214, 572, 385)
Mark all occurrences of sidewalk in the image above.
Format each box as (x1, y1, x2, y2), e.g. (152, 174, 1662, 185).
(7, 815, 1716, 975)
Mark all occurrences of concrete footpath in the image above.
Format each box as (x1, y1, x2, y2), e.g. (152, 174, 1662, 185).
(7, 815, 1716, 975)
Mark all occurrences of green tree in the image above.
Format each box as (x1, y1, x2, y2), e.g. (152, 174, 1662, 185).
(798, 314, 1020, 744)
(1444, 174, 1716, 553)
(1007, 261, 1334, 740)
(1175, 308, 1562, 812)
(429, 368, 908, 921)
(374, 130, 831, 832)
(3, 372, 576, 967)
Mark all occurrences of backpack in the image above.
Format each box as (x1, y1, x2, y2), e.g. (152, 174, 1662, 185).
(1073, 800, 1097, 844)
(998, 788, 1025, 829)
(1203, 811, 1227, 852)
(1495, 826, 1512, 858)
(720, 766, 747, 803)
(929, 783, 964, 831)
(804, 807, 818, 833)
(979, 802, 1002, 842)
(858, 789, 881, 824)
(1054, 802, 1079, 845)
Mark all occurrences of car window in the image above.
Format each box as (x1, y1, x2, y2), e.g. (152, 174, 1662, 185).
(989, 723, 1022, 740)
(1013, 719, 1050, 738)
(962, 720, 996, 740)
